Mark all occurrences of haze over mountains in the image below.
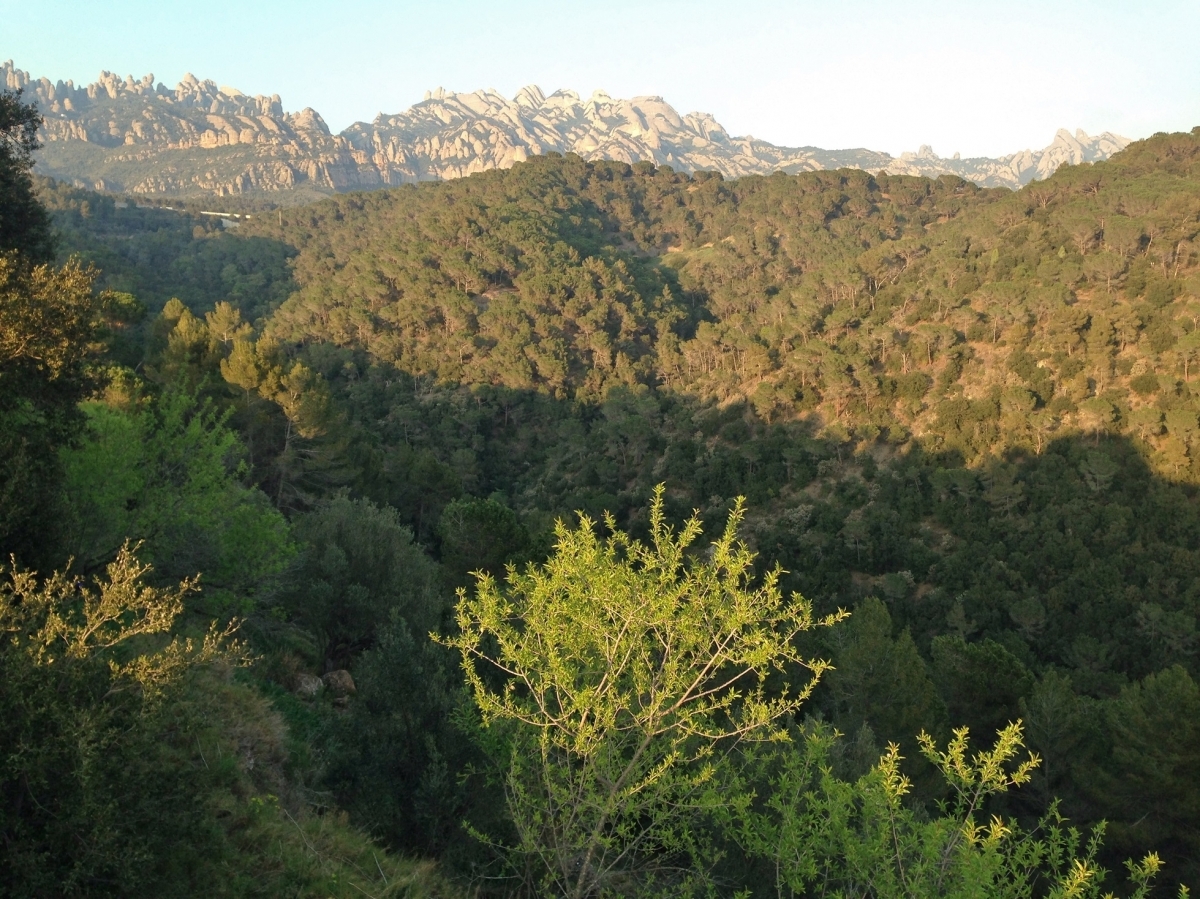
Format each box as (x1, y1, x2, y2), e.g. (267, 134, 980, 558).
(4, 60, 1130, 198)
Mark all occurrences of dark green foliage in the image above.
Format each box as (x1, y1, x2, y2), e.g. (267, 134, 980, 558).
(436, 496, 532, 587)
(1088, 666, 1200, 874)
(0, 145, 454, 898)
(0, 618, 448, 899)
(0, 90, 54, 264)
(320, 614, 501, 862)
(0, 651, 218, 895)
(818, 597, 946, 759)
(0, 257, 107, 567)
(260, 157, 686, 401)
(1130, 371, 1161, 395)
(0, 551, 228, 898)
(205, 134, 1198, 885)
(931, 636, 1034, 738)
(275, 492, 443, 667)
(38, 177, 297, 320)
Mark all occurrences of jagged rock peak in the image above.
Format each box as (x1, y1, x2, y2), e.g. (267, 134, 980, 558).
(289, 108, 330, 134)
(6, 58, 1135, 198)
(513, 85, 546, 108)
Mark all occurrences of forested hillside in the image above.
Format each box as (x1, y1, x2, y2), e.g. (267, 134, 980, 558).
(244, 141, 1200, 885)
(7, 84, 1200, 895)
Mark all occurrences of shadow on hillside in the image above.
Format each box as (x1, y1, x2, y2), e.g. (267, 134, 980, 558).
(305, 354, 1196, 676)
(297, 352, 1200, 882)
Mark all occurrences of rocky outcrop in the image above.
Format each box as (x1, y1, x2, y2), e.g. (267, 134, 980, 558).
(322, 670, 356, 707)
(881, 129, 1131, 188)
(321, 670, 356, 698)
(293, 673, 323, 699)
(4, 61, 383, 196)
(341, 86, 895, 182)
(3, 60, 1130, 197)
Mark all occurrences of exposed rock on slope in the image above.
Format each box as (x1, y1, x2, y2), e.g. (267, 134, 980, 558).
(340, 85, 898, 182)
(4, 63, 383, 196)
(4, 61, 1130, 197)
(882, 129, 1131, 186)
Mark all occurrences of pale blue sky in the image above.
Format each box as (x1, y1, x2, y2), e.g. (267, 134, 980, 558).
(2, 0, 1197, 157)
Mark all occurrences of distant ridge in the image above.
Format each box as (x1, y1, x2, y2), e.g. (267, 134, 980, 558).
(3, 61, 1130, 198)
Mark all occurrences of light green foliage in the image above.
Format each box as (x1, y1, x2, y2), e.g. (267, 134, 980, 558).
(61, 388, 292, 603)
(262, 356, 332, 440)
(443, 485, 845, 897)
(135, 296, 339, 508)
(0, 545, 238, 895)
(149, 297, 221, 386)
(206, 300, 253, 345)
(0, 541, 236, 696)
(212, 328, 335, 506)
(727, 722, 1177, 899)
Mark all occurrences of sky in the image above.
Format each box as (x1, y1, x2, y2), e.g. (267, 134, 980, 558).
(3, 0, 1198, 158)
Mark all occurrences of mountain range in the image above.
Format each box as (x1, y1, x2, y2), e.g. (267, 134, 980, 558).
(3, 60, 1130, 199)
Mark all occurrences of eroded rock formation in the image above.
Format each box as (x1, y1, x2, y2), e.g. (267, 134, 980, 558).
(3, 61, 1130, 197)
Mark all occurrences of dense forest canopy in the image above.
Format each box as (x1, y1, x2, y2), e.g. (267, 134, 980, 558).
(5, 88, 1200, 895)
(249, 136, 1200, 472)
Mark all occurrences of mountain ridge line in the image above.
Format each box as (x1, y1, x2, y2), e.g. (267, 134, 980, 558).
(3, 60, 1129, 198)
